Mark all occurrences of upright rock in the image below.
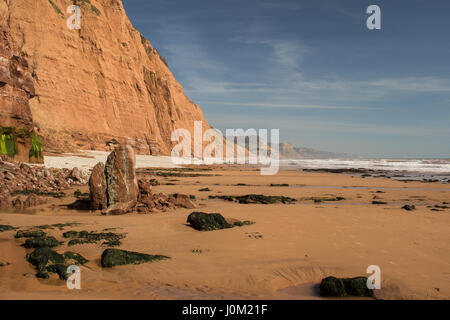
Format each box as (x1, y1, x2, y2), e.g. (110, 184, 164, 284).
(89, 144, 138, 214)
(104, 144, 138, 207)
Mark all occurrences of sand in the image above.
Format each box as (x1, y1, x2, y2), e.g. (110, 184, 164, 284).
(43, 150, 179, 170)
(0, 167, 449, 300)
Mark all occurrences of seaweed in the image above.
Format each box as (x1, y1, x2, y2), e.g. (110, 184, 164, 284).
(0, 225, 17, 232)
(74, 190, 90, 201)
(319, 276, 374, 297)
(209, 194, 297, 204)
(63, 230, 125, 247)
(187, 212, 233, 231)
(29, 133, 43, 159)
(15, 230, 46, 238)
(23, 236, 61, 248)
(48, 0, 63, 17)
(101, 248, 170, 268)
(299, 196, 345, 202)
(27, 247, 88, 279)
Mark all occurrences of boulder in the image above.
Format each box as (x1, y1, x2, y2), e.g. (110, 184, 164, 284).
(89, 162, 107, 210)
(171, 194, 195, 209)
(88, 144, 138, 212)
(319, 276, 347, 297)
(342, 277, 373, 297)
(187, 212, 233, 231)
(319, 276, 373, 297)
(104, 144, 138, 207)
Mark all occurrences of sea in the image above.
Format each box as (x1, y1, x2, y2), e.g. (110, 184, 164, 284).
(279, 158, 450, 183)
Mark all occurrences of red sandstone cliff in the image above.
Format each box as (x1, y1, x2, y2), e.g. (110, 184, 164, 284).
(1, 0, 210, 155)
(0, 1, 42, 163)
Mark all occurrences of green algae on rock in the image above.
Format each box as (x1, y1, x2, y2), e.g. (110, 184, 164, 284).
(15, 230, 46, 238)
(101, 248, 170, 268)
(209, 194, 296, 204)
(0, 225, 17, 232)
(319, 276, 374, 297)
(63, 230, 125, 247)
(27, 247, 88, 279)
(23, 236, 61, 248)
(187, 212, 233, 231)
(319, 276, 347, 297)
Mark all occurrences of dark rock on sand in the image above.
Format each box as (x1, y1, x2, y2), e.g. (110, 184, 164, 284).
(101, 248, 169, 268)
(402, 204, 416, 211)
(187, 212, 233, 231)
(63, 230, 125, 247)
(0, 225, 16, 232)
(342, 277, 373, 297)
(319, 276, 373, 297)
(15, 230, 45, 238)
(319, 276, 347, 297)
(209, 194, 296, 204)
(23, 236, 60, 248)
(27, 247, 88, 279)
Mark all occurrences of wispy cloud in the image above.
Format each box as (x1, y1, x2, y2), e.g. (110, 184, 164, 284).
(197, 101, 381, 110)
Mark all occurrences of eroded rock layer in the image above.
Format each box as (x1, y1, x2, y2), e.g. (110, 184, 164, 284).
(2, 0, 209, 155)
(0, 1, 42, 163)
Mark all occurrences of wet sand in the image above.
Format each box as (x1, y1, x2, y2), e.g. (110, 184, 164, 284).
(1, 168, 449, 299)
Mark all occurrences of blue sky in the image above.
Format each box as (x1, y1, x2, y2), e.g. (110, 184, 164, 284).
(123, 0, 450, 158)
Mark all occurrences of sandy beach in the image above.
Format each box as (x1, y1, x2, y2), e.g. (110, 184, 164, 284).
(1, 166, 449, 300)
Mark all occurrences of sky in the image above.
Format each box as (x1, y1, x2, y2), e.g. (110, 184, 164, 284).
(122, 0, 450, 158)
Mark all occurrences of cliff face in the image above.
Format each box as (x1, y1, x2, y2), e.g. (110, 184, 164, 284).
(0, 1, 42, 163)
(1, 0, 209, 155)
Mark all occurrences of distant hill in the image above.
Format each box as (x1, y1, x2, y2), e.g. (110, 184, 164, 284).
(275, 143, 357, 159)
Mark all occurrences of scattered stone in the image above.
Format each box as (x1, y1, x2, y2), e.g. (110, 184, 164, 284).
(198, 188, 211, 192)
(171, 194, 196, 209)
(372, 201, 388, 205)
(402, 204, 416, 211)
(187, 212, 233, 231)
(269, 184, 289, 187)
(102, 200, 136, 216)
(101, 248, 170, 268)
